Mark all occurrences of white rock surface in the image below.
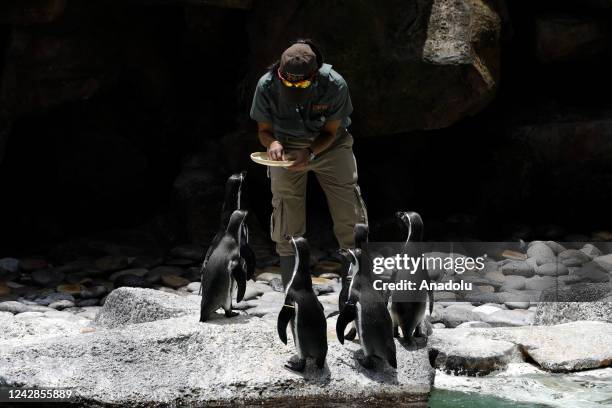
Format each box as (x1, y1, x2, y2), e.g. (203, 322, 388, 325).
(430, 321, 612, 374)
(94, 287, 200, 328)
(0, 287, 435, 406)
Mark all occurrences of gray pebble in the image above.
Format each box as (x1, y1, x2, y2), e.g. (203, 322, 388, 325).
(536, 263, 569, 277)
(0, 301, 31, 314)
(76, 298, 99, 307)
(581, 244, 602, 259)
(81, 286, 107, 299)
(34, 292, 75, 306)
(500, 260, 535, 277)
(49, 300, 75, 310)
(527, 242, 556, 265)
(545, 241, 566, 254)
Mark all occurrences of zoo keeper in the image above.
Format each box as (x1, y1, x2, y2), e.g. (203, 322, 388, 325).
(250, 39, 368, 286)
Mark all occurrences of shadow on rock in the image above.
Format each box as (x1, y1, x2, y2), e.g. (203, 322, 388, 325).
(283, 356, 332, 385)
(199, 312, 255, 326)
(397, 337, 429, 352)
(352, 349, 399, 384)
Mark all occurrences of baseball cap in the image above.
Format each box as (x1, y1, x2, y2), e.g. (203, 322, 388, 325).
(278, 43, 318, 104)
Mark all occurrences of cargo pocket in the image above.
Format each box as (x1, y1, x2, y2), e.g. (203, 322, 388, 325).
(354, 185, 369, 226)
(270, 197, 285, 242)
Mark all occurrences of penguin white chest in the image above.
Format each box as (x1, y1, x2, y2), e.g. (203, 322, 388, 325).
(356, 302, 372, 355)
(291, 302, 303, 358)
(223, 264, 235, 310)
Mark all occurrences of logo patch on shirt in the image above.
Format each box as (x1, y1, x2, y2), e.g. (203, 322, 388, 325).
(312, 104, 329, 113)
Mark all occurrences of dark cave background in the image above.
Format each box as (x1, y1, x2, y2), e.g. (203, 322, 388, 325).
(1, 0, 612, 259)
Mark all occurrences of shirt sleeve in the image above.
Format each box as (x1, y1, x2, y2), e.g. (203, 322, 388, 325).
(326, 78, 353, 122)
(250, 77, 274, 123)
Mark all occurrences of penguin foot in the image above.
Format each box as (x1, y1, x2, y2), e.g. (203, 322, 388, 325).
(315, 355, 326, 369)
(416, 321, 433, 337)
(402, 336, 417, 348)
(224, 310, 239, 318)
(357, 355, 375, 370)
(284, 358, 306, 373)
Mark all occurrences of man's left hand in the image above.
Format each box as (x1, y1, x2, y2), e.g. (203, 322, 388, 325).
(286, 148, 310, 172)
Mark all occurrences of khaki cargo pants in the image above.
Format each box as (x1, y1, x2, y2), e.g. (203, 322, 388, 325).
(269, 130, 368, 256)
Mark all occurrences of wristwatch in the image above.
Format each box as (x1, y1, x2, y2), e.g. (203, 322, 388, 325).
(307, 147, 316, 162)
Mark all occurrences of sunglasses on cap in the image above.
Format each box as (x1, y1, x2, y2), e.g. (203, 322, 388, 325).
(277, 68, 314, 89)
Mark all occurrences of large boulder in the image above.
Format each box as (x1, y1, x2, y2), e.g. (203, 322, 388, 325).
(0, 0, 66, 24)
(0, 288, 435, 406)
(429, 330, 519, 375)
(534, 283, 612, 325)
(247, 0, 503, 136)
(94, 287, 200, 328)
(535, 15, 609, 63)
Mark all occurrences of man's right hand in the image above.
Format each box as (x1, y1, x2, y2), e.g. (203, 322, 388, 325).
(268, 140, 284, 161)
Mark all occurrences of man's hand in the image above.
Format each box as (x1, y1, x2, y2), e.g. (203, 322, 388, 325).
(267, 140, 284, 161)
(287, 148, 310, 172)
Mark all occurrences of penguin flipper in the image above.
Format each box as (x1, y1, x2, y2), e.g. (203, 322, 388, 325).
(240, 244, 256, 281)
(336, 303, 357, 345)
(345, 326, 357, 341)
(277, 302, 295, 345)
(326, 311, 340, 319)
(229, 258, 247, 303)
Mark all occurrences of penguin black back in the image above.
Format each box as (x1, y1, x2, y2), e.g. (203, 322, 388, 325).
(396, 211, 423, 242)
(285, 236, 312, 292)
(395, 210, 432, 313)
(336, 244, 397, 369)
(200, 172, 248, 294)
(391, 210, 433, 342)
(221, 172, 246, 225)
(199, 209, 249, 322)
(354, 223, 369, 250)
(277, 236, 327, 372)
(226, 209, 248, 238)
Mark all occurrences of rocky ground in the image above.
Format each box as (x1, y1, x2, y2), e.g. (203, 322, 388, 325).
(0, 287, 434, 407)
(0, 239, 611, 405)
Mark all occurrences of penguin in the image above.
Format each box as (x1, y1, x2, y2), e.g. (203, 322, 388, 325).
(200, 172, 255, 295)
(336, 223, 397, 370)
(390, 211, 434, 344)
(339, 223, 369, 341)
(277, 236, 328, 372)
(337, 249, 355, 316)
(199, 209, 248, 322)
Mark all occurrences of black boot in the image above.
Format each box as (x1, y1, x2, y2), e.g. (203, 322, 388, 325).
(279, 256, 295, 289)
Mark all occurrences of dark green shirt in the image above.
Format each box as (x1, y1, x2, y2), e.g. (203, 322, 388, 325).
(250, 63, 353, 143)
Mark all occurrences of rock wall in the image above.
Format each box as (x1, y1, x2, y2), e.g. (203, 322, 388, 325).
(247, 0, 503, 135)
(0, 0, 612, 252)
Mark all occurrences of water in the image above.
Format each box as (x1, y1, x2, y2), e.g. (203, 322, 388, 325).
(434, 365, 612, 408)
(429, 389, 551, 408)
